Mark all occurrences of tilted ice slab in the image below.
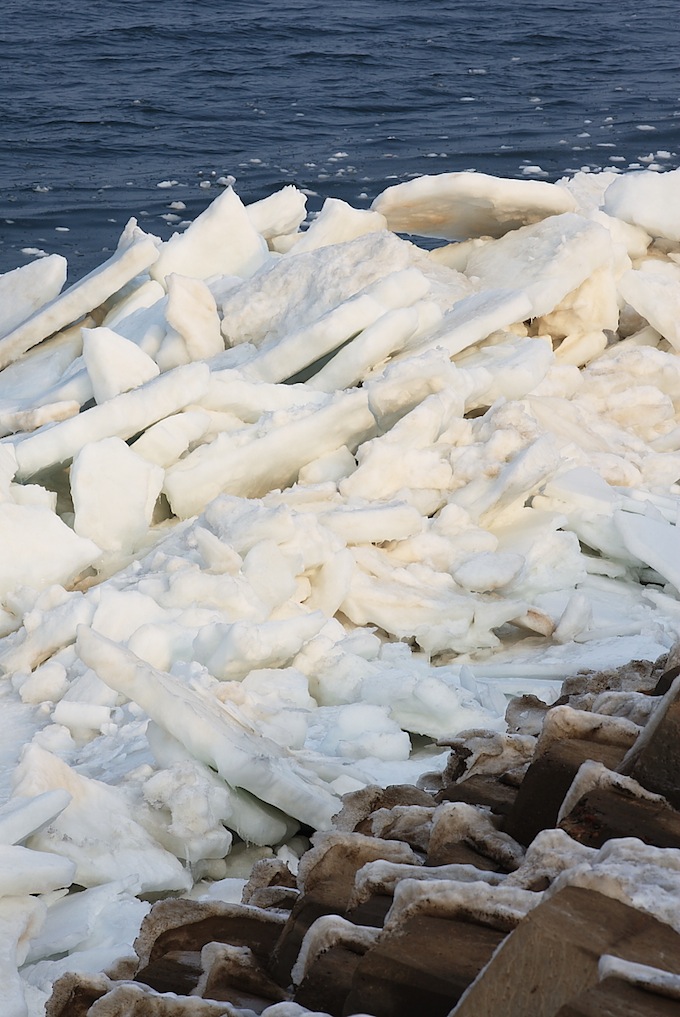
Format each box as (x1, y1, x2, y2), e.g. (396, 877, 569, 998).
(82, 327, 160, 404)
(0, 256, 67, 339)
(150, 186, 269, 284)
(163, 387, 379, 517)
(71, 438, 164, 555)
(289, 197, 387, 253)
(6, 361, 210, 481)
(12, 743, 191, 895)
(0, 792, 71, 851)
(0, 222, 159, 370)
(617, 262, 680, 352)
(371, 170, 577, 240)
(245, 183, 308, 240)
(76, 627, 342, 832)
(0, 503, 100, 605)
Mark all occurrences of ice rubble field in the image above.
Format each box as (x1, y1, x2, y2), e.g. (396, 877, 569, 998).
(1, 166, 680, 1012)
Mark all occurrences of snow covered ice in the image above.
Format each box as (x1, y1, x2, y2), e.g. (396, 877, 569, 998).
(1, 167, 680, 1013)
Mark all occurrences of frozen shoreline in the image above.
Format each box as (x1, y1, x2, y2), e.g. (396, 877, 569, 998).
(1, 165, 680, 1013)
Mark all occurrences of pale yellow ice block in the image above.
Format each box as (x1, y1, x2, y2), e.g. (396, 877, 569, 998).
(372, 170, 577, 240)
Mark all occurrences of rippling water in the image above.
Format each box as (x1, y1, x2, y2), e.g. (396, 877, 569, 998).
(1, 0, 679, 277)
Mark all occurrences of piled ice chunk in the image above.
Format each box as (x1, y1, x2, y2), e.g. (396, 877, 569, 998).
(1, 168, 680, 1013)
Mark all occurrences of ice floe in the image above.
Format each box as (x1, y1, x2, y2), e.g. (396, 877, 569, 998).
(1, 168, 680, 1011)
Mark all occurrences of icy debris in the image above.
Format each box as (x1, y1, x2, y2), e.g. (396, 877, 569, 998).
(1, 168, 680, 1011)
(76, 627, 342, 832)
(12, 743, 191, 894)
(291, 914, 379, 987)
(35, 644, 680, 1013)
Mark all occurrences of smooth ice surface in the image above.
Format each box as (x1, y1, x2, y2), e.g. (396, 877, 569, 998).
(603, 167, 680, 242)
(0, 845, 75, 897)
(0, 791, 71, 846)
(549, 838, 680, 935)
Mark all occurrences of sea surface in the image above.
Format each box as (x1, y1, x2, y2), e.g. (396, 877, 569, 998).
(1, 0, 679, 279)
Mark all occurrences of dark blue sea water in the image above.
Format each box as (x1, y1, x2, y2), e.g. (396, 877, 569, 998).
(1, 0, 679, 279)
